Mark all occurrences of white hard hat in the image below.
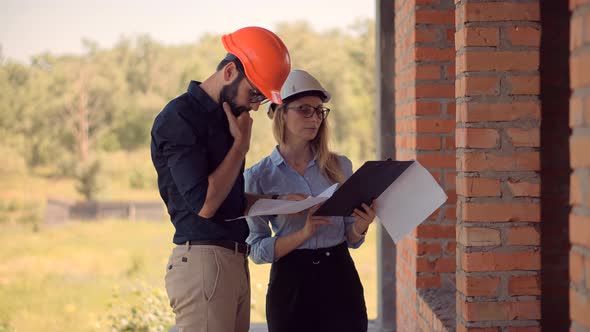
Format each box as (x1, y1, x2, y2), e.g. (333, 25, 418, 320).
(267, 69, 330, 119)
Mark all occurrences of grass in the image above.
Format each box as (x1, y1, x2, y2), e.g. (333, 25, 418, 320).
(0, 220, 377, 331)
(0, 220, 174, 331)
(0, 145, 377, 330)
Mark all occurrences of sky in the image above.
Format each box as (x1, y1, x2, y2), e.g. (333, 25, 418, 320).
(0, 0, 375, 63)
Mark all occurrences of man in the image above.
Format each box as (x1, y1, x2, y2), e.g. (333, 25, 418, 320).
(150, 26, 291, 332)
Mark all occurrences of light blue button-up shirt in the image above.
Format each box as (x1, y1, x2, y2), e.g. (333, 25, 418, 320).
(244, 146, 365, 264)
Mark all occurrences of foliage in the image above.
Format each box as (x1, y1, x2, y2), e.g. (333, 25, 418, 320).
(129, 168, 152, 190)
(0, 21, 376, 174)
(105, 282, 174, 332)
(76, 159, 102, 200)
(0, 199, 41, 229)
(0, 220, 176, 332)
(0, 21, 378, 331)
(0, 322, 14, 332)
(0, 220, 376, 331)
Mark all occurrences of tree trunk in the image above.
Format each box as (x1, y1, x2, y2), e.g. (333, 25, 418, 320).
(76, 70, 89, 165)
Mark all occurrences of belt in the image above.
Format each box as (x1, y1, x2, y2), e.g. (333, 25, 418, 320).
(279, 242, 348, 265)
(185, 240, 250, 255)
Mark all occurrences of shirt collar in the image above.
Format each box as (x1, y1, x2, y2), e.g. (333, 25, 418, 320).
(187, 80, 222, 119)
(270, 146, 318, 168)
(270, 146, 285, 166)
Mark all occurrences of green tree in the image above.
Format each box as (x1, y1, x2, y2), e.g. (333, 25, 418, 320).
(275, 21, 376, 166)
(0, 21, 376, 178)
(50, 43, 125, 165)
(0, 57, 65, 168)
(76, 159, 102, 201)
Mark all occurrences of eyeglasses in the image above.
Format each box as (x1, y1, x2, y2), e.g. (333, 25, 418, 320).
(286, 104, 331, 120)
(245, 79, 268, 104)
(248, 88, 268, 104)
(236, 67, 268, 104)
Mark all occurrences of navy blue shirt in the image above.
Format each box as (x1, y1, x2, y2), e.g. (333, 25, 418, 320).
(151, 81, 249, 245)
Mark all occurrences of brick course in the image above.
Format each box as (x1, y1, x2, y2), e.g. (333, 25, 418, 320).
(570, 0, 590, 331)
(455, 1, 542, 330)
(395, 0, 457, 330)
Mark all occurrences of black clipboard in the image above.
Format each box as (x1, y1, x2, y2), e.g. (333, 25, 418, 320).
(313, 160, 415, 217)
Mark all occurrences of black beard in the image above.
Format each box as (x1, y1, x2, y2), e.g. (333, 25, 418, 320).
(220, 77, 250, 117)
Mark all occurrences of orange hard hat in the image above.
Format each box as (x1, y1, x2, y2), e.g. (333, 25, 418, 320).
(222, 26, 291, 104)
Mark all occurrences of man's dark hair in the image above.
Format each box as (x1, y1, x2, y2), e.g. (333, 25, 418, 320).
(216, 53, 246, 74)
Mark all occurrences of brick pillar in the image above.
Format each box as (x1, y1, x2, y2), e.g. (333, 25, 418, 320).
(455, 1, 541, 331)
(570, 1, 590, 331)
(394, 0, 456, 330)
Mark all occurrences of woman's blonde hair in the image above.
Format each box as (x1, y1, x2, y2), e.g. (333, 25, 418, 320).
(272, 93, 345, 184)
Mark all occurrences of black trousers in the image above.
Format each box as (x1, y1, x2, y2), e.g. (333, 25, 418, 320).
(266, 242, 368, 332)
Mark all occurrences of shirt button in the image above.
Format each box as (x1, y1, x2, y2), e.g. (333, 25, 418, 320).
(326, 251, 331, 257)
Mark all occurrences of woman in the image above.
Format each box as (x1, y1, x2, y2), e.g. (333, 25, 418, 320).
(244, 69, 376, 332)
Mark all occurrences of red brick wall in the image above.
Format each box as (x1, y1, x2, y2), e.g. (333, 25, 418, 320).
(455, 1, 542, 331)
(394, 0, 456, 330)
(570, 1, 590, 331)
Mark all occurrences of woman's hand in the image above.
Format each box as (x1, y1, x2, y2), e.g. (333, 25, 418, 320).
(274, 203, 331, 260)
(301, 205, 332, 239)
(276, 194, 309, 216)
(351, 202, 377, 235)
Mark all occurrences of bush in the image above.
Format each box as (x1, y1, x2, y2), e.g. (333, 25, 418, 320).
(0, 200, 18, 213)
(16, 206, 42, 231)
(55, 156, 78, 177)
(76, 160, 102, 201)
(0, 145, 26, 177)
(0, 199, 41, 229)
(0, 322, 14, 332)
(125, 254, 145, 277)
(105, 282, 174, 332)
(129, 169, 148, 189)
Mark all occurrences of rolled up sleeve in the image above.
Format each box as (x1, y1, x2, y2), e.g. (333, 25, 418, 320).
(345, 216, 365, 248)
(340, 156, 366, 248)
(244, 167, 277, 264)
(153, 114, 209, 215)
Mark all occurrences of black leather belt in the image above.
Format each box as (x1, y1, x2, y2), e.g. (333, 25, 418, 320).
(185, 240, 250, 255)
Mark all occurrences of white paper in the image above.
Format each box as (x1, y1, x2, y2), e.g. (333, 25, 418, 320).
(375, 161, 447, 243)
(231, 183, 339, 220)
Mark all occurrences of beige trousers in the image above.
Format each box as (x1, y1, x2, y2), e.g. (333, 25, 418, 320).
(165, 244, 250, 332)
